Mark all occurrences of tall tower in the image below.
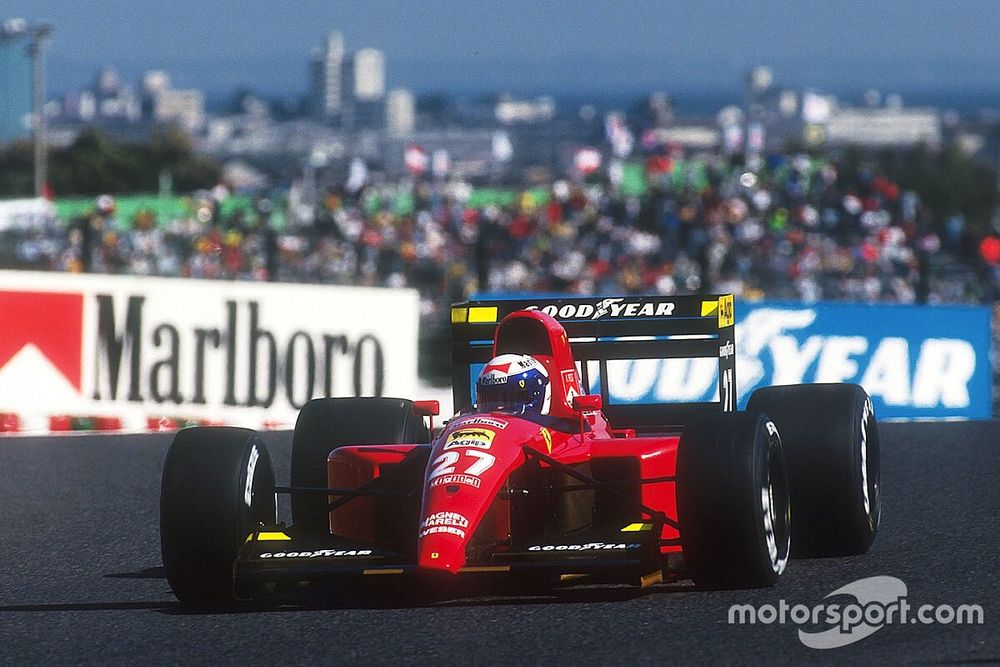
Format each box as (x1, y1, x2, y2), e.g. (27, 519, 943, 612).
(385, 88, 415, 137)
(309, 31, 344, 122)
(352, 48, 385, 102)
(344, 48, 386, 131)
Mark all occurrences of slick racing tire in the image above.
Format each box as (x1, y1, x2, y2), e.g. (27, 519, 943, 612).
(290, 397, 430, 531)
(747, 383, 880, 557)
(676, 411, 791, 589)
(160, 427, 276, 606)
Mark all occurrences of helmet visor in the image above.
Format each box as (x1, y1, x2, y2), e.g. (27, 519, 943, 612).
(477, 384, 540, 414)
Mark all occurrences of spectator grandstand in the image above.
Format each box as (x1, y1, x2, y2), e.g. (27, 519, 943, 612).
(3, 151, 994, 316)
(6, 148, 998, 385)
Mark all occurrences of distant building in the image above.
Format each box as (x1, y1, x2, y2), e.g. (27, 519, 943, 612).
(91, 65, 141, 123)
(63, 89, 96, 122)
(95, 65, 120, 98)
(339, 47, 386, 131)
(309, 31, 345, 122)
(339, 54, 354, 110)
(0, 20, 33, 142)
(384, 128, 497, 177)
(656, 125, 720, 150)
(495, 96, 556, 124)
(823, 108, 941, 148)
(646, 92, 674, 129)
(742, 65, 943, 151)
(154, 88, 205, 133)
(140, 70, 170, 119)
(386, 88, 415, 137)
(143, 70, 170, 97)
(349, 100, 386, 131)
(352, 48, 385, 102)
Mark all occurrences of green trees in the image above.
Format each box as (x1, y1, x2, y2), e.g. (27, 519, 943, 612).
(0, 141, 35, 196)
(0, 126, 220, 197)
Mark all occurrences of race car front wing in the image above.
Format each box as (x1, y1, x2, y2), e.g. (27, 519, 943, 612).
(233, 520, 667, 599)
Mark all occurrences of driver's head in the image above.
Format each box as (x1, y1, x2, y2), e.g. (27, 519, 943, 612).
(476, 353, 550, 415)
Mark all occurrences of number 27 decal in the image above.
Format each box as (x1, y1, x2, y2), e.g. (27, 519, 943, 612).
(429, 449, 496, 479)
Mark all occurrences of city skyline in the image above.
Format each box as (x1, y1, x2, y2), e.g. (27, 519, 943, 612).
(6, 1, 1000, 102)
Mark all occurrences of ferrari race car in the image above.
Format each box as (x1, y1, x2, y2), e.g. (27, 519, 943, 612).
(160, 295, 881, 605)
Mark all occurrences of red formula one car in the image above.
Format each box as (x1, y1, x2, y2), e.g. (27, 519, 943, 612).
(160, 295, 881, 605)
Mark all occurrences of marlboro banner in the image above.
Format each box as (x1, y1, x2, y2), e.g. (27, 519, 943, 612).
(0, 271, 418, 432)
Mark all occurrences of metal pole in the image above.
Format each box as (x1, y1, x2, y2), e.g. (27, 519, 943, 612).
(30, 25, 51, 198)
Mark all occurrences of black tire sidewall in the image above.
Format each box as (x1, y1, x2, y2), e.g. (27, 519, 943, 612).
(160, 427, 275, 605)
(748, 383, 880, 557)
(677, 412, 790, 589)
(847, 391, 881, 550)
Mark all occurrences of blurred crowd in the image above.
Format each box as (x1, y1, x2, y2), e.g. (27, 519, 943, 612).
(7, 148, 1000, 390)
(4, 151, 999, 331)
(6, 150, 1000, 403)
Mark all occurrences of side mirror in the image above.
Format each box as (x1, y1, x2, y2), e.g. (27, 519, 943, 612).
(413, 400, 440, 417)
(572, 394, 602, 412)
(413, 400, 440, 435)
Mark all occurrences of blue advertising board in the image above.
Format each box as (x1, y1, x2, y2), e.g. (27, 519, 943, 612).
(577, 301, 992, 421)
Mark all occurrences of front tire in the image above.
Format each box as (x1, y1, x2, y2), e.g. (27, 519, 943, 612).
(747, 383, 881, 557)
(160, 427, 275, 606)
(676, 411, 791, 589)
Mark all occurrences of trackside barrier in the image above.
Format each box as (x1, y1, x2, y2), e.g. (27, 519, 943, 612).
(48, 415, 124, 432)
(146, 417, 227, 432)
(0, 412, 20, 432)
(737, 301, 992, 420)
(587, 300, 992, 420)
(0, 270, 419, 434)
(0, 411, 301, 435)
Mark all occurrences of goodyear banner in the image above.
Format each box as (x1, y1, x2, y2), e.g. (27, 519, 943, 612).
(587, 301, 992, 421)
(0, 271, 418, 431)
(735, 301, 991, 420)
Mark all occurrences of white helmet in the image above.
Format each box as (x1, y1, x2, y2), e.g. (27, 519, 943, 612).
(476, 354, 551, 415)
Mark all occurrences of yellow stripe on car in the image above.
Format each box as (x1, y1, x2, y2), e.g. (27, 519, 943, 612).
(468, 306, 499, 323)
(256, 531, 292, 541)
(621, 522, 653, 532)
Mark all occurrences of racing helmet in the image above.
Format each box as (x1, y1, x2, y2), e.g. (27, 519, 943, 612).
(476, 353, 551, 415)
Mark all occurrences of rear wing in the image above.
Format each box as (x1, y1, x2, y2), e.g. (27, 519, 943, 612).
(450, 295, 736, 431)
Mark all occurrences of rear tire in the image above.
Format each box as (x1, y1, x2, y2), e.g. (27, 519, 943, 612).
(676, 411, 791, 589)
(290, 397, 430, 531)
(160, 427, 275, 606)
(747, 383, 880, 557)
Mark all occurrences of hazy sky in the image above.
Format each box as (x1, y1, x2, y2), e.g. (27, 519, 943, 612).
(8, 1, 1000, 99)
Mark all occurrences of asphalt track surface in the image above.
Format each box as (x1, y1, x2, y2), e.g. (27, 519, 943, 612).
(0, 422, 997, 665)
